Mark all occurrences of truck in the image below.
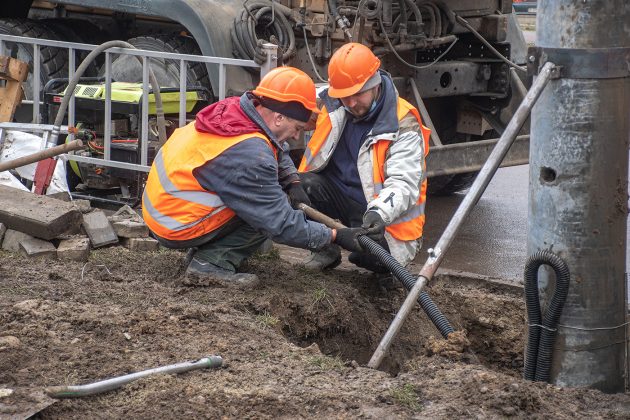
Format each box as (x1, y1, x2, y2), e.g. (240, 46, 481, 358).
(0, 0, 530, 196)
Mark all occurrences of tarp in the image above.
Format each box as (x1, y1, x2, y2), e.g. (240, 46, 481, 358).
(0, 130, 70, 195)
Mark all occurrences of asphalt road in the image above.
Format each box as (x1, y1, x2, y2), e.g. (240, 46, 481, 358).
(412, 165, 529, 282)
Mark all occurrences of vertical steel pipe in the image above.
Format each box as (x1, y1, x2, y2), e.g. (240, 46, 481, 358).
(104, 52, 112, 161)
(529, 0, 630, 393)
(179, 59, 187, 128)
(367, 62, 557, 369)
(68, 48, 75, 142)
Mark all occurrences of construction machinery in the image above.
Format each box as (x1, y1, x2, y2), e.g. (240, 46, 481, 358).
(1, 0, 528, 196)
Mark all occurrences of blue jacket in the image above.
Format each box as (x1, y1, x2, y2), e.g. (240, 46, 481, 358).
(191, 93, 332, 250)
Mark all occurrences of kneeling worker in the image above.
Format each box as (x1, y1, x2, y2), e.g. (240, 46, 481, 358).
(298, 43, 430, 272)
(142, 67, 366, 285)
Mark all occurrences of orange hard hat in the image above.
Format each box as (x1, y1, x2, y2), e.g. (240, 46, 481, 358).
(252, 66, 319, 114)
(327, 43, 381, 98)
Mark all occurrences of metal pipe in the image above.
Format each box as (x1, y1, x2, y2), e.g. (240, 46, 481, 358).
(367, 62, 557, 369)
(529, 0, 630, 393)
(45, 356, 223, 398)
(0, 139, 83, 173)
(408, 78, 442, 146)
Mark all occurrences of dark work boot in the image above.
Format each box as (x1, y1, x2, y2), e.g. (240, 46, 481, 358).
(302, 244, 342, 271)
(348, 251, 390, 274)
(184, 257, 259, 288)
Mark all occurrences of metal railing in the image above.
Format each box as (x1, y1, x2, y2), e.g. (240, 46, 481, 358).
(0, 34, 277, 173)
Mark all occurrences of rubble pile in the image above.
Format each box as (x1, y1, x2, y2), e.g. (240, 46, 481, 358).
(0, 185, 158, 261)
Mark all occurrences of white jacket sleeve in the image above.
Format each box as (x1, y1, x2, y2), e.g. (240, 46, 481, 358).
(366, 113, 424, 224)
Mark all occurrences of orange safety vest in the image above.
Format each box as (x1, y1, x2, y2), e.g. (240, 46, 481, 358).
(299, 98, 430, 240)
(142, 122, 276, 241)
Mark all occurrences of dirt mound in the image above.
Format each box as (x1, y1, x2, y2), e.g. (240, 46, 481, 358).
(1, 247, 629, 418)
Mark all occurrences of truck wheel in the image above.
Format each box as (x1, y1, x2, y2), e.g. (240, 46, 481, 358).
(428, 172, 478, 196)
(0, 19, 68, 102)
(105, 34, 211, 98)
(427, 129, 500, 196)
(41, 19, 109, 77)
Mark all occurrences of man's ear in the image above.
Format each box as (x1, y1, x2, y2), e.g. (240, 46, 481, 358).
(273, 112, 285, 127)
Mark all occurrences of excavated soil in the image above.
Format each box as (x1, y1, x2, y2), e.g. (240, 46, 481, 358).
(1, 247, 630, 418)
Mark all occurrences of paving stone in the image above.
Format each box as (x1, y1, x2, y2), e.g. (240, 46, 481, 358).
(0, 223, 6, 245)
(82, 210, 118, 248)
(71, 199, 92, 214)
(122, 237, 159, 252)
(112, 220, 149, 238)
(0, 185, 83, 240)
(57, 237, 91, 262)
(2, 229, 33, 252)
(19, 237, 57, 259)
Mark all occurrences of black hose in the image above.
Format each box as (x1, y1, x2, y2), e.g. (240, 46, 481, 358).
(523, 250, 570, 382)
(358, 235, 455, 339)
(231, 0, 296, 64)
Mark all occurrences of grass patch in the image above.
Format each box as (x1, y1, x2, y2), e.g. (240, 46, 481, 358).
(255, 311, 280, 329)
(253, 246, 280, 261)
(389, 384, 422, 411)
(308, 355, 344, 371)
(310, 286, 334, 310)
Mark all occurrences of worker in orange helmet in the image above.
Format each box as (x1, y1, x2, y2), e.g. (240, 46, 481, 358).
(143, 66, 367, 286)
(299, 43, 431, 272)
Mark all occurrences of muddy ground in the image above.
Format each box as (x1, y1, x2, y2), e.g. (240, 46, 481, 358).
(1, 247, 630, 419)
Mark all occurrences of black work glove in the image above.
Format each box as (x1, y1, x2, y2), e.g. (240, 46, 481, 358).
(285, 181, 312, 209)
(362, 211, 386, 242)
(333, 227, 366, 252)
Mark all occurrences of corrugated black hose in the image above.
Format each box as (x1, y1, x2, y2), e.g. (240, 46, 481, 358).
(523, 250, 570, 382)
(357, 236, 455, 338)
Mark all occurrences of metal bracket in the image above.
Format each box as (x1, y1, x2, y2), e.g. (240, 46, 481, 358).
(527, 46, 630, 79)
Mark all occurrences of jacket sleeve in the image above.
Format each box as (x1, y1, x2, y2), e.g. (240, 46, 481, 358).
(367, 113, 425, 224)
(192, 137, 332, 250)
(277, 142, 300, 188)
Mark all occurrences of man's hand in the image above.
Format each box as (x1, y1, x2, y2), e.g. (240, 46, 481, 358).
(362, 211, 386, 242)
(286, 181, 312, 209)
(333, 227, 366, 252)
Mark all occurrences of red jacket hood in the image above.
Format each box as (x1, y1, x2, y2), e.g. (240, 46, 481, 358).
(194, 96, 262, 137)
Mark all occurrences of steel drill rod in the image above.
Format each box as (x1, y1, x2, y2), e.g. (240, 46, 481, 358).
(366, 62, 557, 369)
(45, 356, 223, 398)
(0, 139, 83, 173)
(298, 203, 345, 230)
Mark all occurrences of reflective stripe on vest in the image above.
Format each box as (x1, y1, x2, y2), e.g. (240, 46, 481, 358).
(142, 122, 276, 241)
(300, 97, 431, 241)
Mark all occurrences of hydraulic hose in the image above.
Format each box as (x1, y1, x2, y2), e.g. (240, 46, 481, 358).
(231, 0, 296, 64)
(523, 250, 570, 382)
(50, 40, 167, 148)
(358, 235, 455, 338)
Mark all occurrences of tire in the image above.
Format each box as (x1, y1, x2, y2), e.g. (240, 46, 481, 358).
(104, 34, 212, 98)
(427, 129, 499, 196)
(41, 19, 109, 77)
(0, 19, 68, 103)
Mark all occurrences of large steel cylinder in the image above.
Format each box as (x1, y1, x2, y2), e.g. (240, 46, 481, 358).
(528, 0, 630, 392)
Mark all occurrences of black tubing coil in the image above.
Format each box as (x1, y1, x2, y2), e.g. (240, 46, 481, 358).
(231, 0, 296, 65)
(523, 250, 570, 382)
(358, 236, 455, 338)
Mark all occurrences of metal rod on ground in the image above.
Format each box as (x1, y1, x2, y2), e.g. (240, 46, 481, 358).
(45, 356, 223, 398)
(366, 61, 557, 369)
(0, 139, 83, 172)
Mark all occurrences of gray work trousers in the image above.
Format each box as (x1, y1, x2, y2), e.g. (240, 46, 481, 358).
(153, 217, 267, 273)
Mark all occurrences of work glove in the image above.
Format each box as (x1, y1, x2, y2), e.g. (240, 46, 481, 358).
(285, 181, 312, 209)
(362, 211, 386, 242)
(333, 227, 366, 252)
